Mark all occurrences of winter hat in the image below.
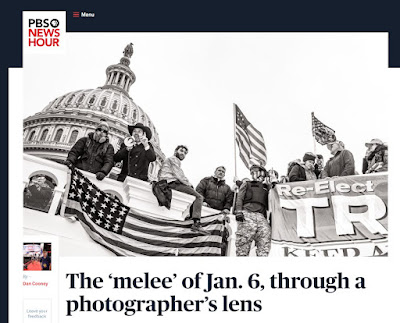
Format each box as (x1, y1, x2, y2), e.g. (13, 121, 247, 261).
(96, 119, 110, 132)
(303, 152, 316, 162)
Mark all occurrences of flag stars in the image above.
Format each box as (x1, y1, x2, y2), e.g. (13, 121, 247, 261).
(68, 170, 130, 234)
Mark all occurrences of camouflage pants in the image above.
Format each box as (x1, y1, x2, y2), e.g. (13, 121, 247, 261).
(235, 210, 271, 257)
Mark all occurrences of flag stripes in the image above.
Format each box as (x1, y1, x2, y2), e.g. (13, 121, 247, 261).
(235, 135, 251, 168)
(311, 112, 336, 145)
(236, 125, 265, 157)
(64, 169, 225, 256)
(234, 104, 267, 169)
(66, 202, 224, 256)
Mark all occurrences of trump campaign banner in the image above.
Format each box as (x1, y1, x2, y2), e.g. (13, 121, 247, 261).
(269, 173, 388, 257)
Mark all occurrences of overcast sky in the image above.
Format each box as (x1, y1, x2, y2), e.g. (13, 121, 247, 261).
(23, 32, 395, 186)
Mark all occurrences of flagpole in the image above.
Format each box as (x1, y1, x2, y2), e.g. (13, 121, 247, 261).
(233, 103, 238, 178)
(232, 103, 238, 214)
(312, 112, 317, 155)
(60, 168, 72, 217)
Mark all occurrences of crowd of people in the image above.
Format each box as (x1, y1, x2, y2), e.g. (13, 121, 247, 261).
(63, 119, 388, 257)
(284, 138, 388, 183)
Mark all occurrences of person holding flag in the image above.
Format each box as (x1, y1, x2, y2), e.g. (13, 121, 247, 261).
(232, 104, 271, 256)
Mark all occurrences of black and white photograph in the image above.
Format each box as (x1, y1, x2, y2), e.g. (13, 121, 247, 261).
(20, 33, 391, 258)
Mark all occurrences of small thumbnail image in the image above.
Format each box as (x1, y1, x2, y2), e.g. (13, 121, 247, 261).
(23, 174, 56, 213)
(23, 243, 52, 271)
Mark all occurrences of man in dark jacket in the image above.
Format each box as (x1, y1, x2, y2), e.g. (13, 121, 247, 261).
(196, 166, 234, 214)
(40, 251, 51, 271)
(196, 166, 233, 256)
(114, 123, 156, 182)
(65, 119, 114, 180)
(321, 140, 355, 178)
(289, 153, 317, 182)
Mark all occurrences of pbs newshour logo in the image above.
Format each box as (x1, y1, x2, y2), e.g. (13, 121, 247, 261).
(28, 18, 60, 47)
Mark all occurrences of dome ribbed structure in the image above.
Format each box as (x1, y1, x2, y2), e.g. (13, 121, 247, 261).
(23, 43, 165, 180)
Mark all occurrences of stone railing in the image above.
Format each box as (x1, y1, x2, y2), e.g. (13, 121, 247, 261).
(24, 141, 73, 149)
(23, 153, 236, 256)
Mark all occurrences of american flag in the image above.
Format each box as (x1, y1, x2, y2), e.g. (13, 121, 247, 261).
(234, 104, 267, 169)
(311, 112, 336, 145)
(64, 169, 225, 256)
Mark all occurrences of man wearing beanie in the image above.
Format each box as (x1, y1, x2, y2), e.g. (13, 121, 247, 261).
(321, 140, 355, 178)
(64, 119, 114, 180)
(288, 152, 317, 182)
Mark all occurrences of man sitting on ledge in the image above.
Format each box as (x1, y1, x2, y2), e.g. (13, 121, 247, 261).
(158, 145, 210, 235)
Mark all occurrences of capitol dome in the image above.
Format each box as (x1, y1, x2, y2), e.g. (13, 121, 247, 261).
(23, 43, 165, 181)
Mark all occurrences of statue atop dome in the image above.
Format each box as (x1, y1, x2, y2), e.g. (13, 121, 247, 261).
(123, 43, 134, 59)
